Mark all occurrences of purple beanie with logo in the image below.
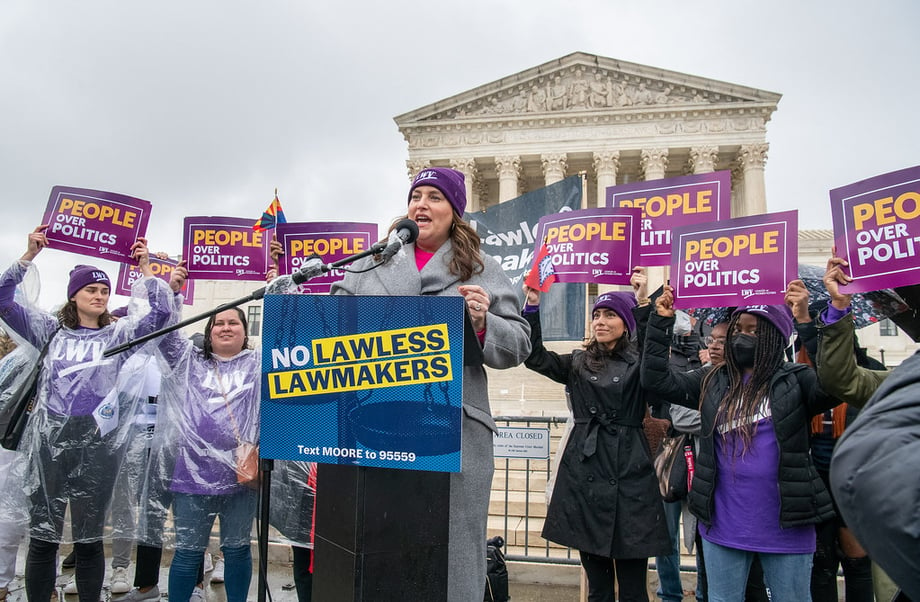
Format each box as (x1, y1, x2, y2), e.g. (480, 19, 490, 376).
(733, 304, 795, 340)
(407, 167, 468, 216)
(593, 292, 637, 335)
(67, 265, 111, 299)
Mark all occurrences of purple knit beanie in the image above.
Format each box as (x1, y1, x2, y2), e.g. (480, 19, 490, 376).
(408, 167, 467, 216)
(592, 292, 637, 335)
(67, 265, 111, 299)
(733, 304, 795, 340)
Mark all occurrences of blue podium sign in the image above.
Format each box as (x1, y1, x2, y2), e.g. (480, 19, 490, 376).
(260, 294, 465, 473)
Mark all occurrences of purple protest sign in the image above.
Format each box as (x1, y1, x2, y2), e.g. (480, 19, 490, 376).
(532, 207, 641, 285)
(830, 164, 920, 293)
(672, 210, 798, 309)
(606, 171, 731, 266)
(276, 222, 378, 293)
(41, 186, 152, 264)
(182, 216, 269, 281)
(115, 256, 195, 305)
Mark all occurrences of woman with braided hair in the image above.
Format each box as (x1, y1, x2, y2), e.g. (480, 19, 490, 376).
(640, 284, 838, 601)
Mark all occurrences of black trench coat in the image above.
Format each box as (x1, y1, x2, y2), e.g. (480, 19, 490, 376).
(523, 307, 670, 558)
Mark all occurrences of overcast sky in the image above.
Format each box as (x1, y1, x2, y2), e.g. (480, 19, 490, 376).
(1, 0, 917, 308)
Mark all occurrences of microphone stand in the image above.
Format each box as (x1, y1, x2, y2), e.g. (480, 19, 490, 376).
(102, 238, 393, 358)
(101, 233, 401, 602)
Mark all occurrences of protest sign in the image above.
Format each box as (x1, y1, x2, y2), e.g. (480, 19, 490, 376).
(830, 165, 920, 293)
(115, 256, 195, 305)
(672, 210, 797, 308)
(260, 294, 465, 473)
(531, 207, 642, 285)
(182, 216, 269, 281)
(42, 186, 152, 264)
(275, 222, 378, 293)
(607, 171, 731, 266)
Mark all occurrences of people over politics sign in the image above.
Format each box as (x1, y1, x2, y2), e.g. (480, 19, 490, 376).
(531, 207, 642, 285)
(671, 210, 798, 308)
(115, 256, 195, 305)
(41, 186, 152, 264)
(274, 222, 378, 293)
(830, 164, 920, 293)
(606, 171, 731, 266)
(182, 216, 270, 281)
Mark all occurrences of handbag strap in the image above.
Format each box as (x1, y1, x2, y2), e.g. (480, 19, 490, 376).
(22, 327, 60, 416)
(212, 360, 244, 446)
(36, 327, 60, 363)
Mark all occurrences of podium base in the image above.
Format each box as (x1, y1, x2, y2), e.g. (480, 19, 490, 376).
(313, 463, 450, 601)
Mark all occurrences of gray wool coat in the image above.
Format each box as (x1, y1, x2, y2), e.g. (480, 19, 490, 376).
(331, 239, 531, 601)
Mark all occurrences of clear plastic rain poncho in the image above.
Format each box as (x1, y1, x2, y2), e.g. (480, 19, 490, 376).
(0, 259, 174, 544)
(268, 460, 316, 549)
(138, 324, 261, 550)
(0, 345, 33, 544)
(0, 266, 41, 534)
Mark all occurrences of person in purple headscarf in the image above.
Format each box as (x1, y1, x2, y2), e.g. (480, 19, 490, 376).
(522, 268, 671, 602)
(641, 284, 839, 601)
(150, 263, 260, 602)
(0, 225, 174, 602)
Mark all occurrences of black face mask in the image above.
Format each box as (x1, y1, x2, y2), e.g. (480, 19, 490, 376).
(731, 333, 757, 367)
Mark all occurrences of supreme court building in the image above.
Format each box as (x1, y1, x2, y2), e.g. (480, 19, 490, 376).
(395, 51, 776, 219)
(391, 51, 917, 408)
(188, 52, 916, 409)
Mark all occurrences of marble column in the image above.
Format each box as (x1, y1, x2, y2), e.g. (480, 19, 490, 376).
(406, 159, 431, 181)
(737, 143, 769, 216)
(541, 153, 567, 186)
(640, 148, 669, 291)
(449, 157, 479, 211)
(731, 164, 746, 219)
(495, 155, 522, 202)
(640, 148, 669, 181)
(593, 150, 620, 208)
(689, 145, 719, 174)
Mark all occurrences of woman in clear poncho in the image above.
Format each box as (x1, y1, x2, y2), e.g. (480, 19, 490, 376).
(0, 338, 30, 602)
(0, 225, 173, 602)
(150, 264, 260, 602)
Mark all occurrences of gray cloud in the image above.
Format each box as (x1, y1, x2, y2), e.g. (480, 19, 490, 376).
(1, 0, 917, 306)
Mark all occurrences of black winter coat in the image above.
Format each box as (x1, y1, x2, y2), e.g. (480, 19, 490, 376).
(641, 312, 837, 528)
(523, 307, 670, 558)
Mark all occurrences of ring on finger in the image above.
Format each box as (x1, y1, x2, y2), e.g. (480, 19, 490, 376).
(475, 303, 482, 311)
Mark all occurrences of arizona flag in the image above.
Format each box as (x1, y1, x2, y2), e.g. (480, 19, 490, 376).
(525, 243, 556, 292)
(253, 189, 287, 231)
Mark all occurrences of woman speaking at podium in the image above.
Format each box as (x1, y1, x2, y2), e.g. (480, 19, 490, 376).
(330, 167, 532, 601)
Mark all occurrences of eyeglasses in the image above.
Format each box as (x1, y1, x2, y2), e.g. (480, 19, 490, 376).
(704, 336, 726, 348)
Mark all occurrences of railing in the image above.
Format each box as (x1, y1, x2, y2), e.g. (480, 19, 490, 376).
(489, 414, 697, 574)
(489, 415, 580, 565)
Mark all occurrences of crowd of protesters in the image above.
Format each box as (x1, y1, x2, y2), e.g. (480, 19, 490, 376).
(0, 167, 917, 602)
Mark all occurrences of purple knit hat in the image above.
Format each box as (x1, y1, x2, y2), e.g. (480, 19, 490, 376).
(67, 265, 111, 299)
(408, 167, 467, 216)
(733, 304, 795, 340)
(592, 292, 637, 335)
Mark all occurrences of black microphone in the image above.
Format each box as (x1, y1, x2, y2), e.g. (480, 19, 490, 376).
(380, 218, 420, 261)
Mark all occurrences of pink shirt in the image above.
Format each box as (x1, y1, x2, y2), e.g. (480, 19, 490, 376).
(414, 247, 486, 344)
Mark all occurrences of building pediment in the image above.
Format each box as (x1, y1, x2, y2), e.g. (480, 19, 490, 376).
(395, 51, 781, 125)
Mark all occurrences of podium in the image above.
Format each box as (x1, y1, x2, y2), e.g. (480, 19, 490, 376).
(312, 464, 450, 601)
(258, 295, 474, 601)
